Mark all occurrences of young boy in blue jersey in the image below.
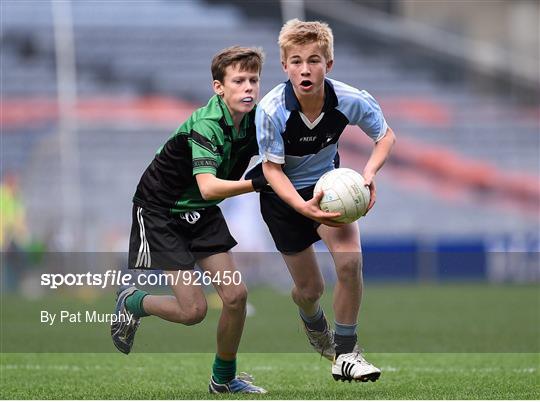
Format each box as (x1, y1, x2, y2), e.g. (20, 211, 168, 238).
(111, 46, 267, 394)
(252, 19, 396, 382)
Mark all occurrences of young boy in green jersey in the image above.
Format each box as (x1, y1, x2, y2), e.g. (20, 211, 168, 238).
(111, 46, 267, 394)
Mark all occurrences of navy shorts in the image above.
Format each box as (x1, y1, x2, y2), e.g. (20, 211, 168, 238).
(260, 185, 321, 254)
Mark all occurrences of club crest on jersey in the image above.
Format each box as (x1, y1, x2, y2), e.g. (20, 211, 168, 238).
(180, 211, 201, 224)
(210, 138, 218, 152)
(325, 133, 336, 142)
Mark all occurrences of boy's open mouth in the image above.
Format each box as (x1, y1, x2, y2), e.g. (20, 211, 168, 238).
(300, 80, 313, 88)
(241, 97, 254, 103)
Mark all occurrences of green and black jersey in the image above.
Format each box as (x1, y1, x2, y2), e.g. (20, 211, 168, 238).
(133, 95, 258, 214)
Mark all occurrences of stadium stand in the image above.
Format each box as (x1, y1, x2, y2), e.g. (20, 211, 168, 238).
(2, 0, 538, 261)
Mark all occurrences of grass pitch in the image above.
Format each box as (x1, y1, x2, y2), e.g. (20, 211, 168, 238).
(1, 353, 538, 399)
(1, 283, 539, 399)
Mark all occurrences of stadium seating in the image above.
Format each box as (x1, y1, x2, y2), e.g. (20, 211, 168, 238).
(2, 0, 538, 255)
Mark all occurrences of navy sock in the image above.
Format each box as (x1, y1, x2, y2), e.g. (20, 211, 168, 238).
(334, 321, 358, 357)
(299, 306, 327, 332)
(334, 333, 357, 357)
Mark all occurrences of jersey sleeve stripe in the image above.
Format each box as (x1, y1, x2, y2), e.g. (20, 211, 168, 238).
(190, 130, 223, 155)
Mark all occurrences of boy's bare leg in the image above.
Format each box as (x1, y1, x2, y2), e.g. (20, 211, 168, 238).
(197, 252, 247, 359)
(111, 270, 207, 355)
(317, 223, 362, 325)
(281, 246, 325, 316)
(318, 222, 380, 380)
(142, 270, 208, 325)
(282, 246, 335, 359)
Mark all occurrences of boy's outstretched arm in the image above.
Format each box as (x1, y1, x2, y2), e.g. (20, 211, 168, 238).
(362, 127, 396, 212)
(196, 174, 259, 200)
(262, 161, 344, 227)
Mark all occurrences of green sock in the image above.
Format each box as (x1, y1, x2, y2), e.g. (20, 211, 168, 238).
(212, 355, 236, 384)
(124, 289, 150, 318)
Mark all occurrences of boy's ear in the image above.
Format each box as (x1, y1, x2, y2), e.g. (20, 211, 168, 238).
(213, 80, 224, 96)
(281, 60, 288, 73)
(326, 59, 334, 74)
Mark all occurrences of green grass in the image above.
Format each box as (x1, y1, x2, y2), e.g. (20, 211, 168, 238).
(1, 284, 539, 398)
(2, 284, 539, 353)
(1, 353, 538, 399)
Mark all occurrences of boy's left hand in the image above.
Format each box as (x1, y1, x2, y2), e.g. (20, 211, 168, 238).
(363, 174, 376, 215)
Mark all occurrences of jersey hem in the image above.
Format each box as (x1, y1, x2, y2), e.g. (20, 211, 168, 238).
(374, 121, 389, 142)
(262, 153, 285, 164)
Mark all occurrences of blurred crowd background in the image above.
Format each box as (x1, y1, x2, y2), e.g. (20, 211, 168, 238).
(1, 0, 539, 289)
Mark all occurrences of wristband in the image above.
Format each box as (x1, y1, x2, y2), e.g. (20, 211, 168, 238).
(251, 175, 268, 192)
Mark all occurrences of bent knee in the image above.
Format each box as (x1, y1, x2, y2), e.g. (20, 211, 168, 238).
(336, 256, 362, 281)
(172, 303, 207, 325)
(220, 285, 248, 310)
(183, 304, 208, 325)
(296, 284, 324, 304)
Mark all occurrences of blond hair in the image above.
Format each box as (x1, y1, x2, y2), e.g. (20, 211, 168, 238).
(211, 46, 265, 82)
(278, 19, 334, 62)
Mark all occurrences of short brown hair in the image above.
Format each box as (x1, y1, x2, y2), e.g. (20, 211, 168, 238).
(211, 46, 264, 82)
(278, 19, 334, 62)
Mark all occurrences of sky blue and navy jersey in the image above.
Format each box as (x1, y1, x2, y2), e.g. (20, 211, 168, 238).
(251, 78, 388, 189)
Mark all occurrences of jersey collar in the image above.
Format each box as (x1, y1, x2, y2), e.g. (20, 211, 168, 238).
(284, 79, 338, 112)
(216, 95, 235, 127)
(216, 95, 252, 131)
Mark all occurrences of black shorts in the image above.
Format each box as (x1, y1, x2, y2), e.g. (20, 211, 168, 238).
(260, 185, 321, 254)
(128, 204, 237, 270)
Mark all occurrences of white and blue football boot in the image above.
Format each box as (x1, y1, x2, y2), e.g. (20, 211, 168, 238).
(208, 372, 267, 394)
(110, 285, 141, 354)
